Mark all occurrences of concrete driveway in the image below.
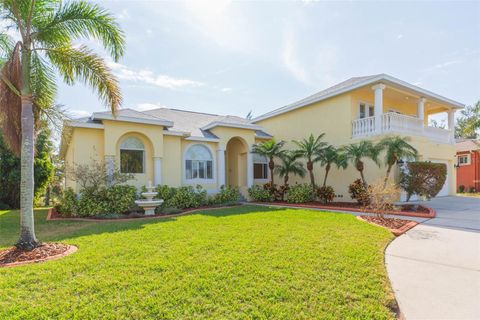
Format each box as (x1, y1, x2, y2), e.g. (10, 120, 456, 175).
(386, 196, 480, 319)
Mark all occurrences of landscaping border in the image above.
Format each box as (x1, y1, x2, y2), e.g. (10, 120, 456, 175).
(356, 216, 418, 236)
(250, 201, 436, 218)
(46, 204, 244, 222)
(0, 245, 78, 268)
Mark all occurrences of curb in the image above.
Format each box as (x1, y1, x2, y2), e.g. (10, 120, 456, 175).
(0, 245, 78, 268)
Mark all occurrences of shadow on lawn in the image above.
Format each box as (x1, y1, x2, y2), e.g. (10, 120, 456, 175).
(0, 205, 285, 248)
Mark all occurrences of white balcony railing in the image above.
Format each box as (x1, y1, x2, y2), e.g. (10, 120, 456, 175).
(352, 112, 453, 144)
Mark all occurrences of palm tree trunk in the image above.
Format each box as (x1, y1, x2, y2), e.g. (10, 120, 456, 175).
(383, 164, 393, 189)
(307, 159, 315, 189)
(322, 163, 331, 187)
(359, 169, 367, 187)
(269, 158, 275, 188)
(284, 174, 289, 189)
(16, 44, 39, 251)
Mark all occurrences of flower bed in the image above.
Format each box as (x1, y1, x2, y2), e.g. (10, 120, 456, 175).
(0, 243, 77, 268)
(250, 201, 435, 218)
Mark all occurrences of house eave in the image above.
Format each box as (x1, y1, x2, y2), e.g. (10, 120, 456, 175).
(92, 113, 174, 127)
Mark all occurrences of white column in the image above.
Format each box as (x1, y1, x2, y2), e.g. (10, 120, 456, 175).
(417, 97, 426, 121)
(448, 109, 455, 144)
(372, 83, 386, 134)
(217, 147, 225, 188)
(104, 155, 115, 184)
(246, 150, 254, 188)
(153, 157, 162, 186)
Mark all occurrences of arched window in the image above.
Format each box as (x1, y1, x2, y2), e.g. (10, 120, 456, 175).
(185, 144, 213, 180)
(120, 137, 145, 173)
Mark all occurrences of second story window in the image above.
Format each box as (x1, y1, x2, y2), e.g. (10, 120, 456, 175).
(458, 154, 471, 166)
(359, 102, 375, 118)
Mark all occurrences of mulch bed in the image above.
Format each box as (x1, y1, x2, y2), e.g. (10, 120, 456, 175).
(357, 216, 418, 236)
(0, 243, 77, 268)
(251, 201, 435, 218)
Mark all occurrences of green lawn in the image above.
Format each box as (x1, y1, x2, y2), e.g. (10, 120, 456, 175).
(0, 205, 395, 319)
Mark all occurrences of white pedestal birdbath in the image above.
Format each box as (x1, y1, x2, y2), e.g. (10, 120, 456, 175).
(135, 181, 163, 216)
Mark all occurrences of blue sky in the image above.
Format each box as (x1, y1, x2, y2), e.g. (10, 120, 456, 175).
(59, 0, 480, 121)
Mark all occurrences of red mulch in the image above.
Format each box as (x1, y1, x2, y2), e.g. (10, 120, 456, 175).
(271, 201, 429, 213)
(0, 243, 71, 266)
(359, 215, 414, 230)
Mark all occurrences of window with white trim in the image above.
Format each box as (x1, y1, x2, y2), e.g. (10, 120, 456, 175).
(359, 102, 374, 119)
(120, 137, 145, 173)
(185, 144, 213, 180)
(253, 153, 268, 180)
(458, 154, 471, 166)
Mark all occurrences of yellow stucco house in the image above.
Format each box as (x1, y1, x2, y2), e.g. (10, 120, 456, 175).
(60, 74, 463, 200)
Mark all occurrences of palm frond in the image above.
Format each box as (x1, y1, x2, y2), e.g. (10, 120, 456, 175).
(0, 32, 14, 67)
(46, 44, 121, 113)
(31, 51, 57, 110)
(34, 1, 125, 61)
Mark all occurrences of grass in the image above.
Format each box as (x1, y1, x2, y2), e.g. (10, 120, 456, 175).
(457, 192, 480, 198)
(0, 205, 395, 319)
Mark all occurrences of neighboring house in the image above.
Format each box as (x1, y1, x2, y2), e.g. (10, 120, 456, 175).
(61, 74, 463, 200)
(455, 139, 480, 192)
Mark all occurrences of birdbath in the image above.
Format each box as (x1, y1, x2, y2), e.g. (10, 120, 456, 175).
(135, 181, 163, 216)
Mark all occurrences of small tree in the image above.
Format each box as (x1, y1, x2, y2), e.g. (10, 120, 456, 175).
(365, 180, 400, 219)
(66, 159, 133, 190)
(293, 133, 328, 190)
(318, 145, 347, 187)
(377, 136, 418, 188)
(400, 161, 447, 201)
(274, 151, 306, 199)
(252, 139, 285, 190)
(343, 140, 381, 186)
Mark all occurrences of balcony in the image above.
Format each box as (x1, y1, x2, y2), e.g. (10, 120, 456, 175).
(352, 112, 453, 144)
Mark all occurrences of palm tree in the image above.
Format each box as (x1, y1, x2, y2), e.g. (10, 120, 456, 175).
(252, 139, 285, 188)
(274, 151, 306, 189)
(318, 145, 347, 187)
(377, 136, 418, 188)
(342, 140, 381, 186)
(0, 1, 125, 250)
(293, 133, 328, 189)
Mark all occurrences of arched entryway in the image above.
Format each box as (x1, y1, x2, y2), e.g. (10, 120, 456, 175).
(225, 137, 248, 188)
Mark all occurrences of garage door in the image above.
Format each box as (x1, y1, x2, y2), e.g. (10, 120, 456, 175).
(431, 160, 449, 197)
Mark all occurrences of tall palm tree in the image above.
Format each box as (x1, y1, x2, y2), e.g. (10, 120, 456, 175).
(252, 139, 285, 188)
(0, 0, 125, 250)
(318, 145, 347, 187)
(293, 133, 328, 189)
(342, 140, 381, 186)
(377, 136, 418, 188)
(274, 151, 306, 189)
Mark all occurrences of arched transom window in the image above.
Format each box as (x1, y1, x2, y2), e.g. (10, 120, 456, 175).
(120, 137, 145, 174)
(185, 144, 213, 180)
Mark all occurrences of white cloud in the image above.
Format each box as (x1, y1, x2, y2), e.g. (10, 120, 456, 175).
(107, 60, 204, 89)
(397, 34, 404, 39)
(221, 87, 232, 92)
(425, 60, 462, 72)
(117, 9, 130, 20)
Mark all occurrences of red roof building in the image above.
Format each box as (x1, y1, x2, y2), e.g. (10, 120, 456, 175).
(455, 139, 480, 192)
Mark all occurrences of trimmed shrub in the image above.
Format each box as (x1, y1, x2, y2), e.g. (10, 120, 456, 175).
(286, 184, 315, 203)
(468, 186, 476, 193)
(168, 185, 207, 209)
(316, 186, 335, 204)
(56, 188, 78, 217)
(348, 179, 370, 205)
(364, 181, 399, 218)
(248, 185, 274, 202)
(458, 185, 465, 193)
(212, 185, 240, 205)
(57, 185, 137, 217)
(400, 161, 447, 201)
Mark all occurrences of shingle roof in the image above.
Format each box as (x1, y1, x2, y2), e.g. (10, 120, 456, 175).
(456, 139, 480, 152)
